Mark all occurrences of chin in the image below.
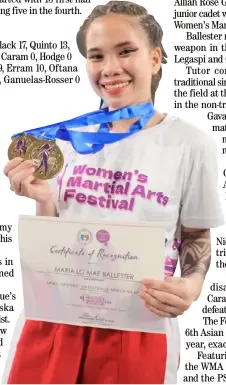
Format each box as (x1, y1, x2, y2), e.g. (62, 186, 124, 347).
(105, 98, 133, 110)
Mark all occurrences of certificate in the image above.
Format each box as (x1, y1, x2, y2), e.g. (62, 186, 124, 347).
(18, 216, 166, 333)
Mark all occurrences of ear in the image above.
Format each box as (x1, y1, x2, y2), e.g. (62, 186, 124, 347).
(151, 47, 162, 75)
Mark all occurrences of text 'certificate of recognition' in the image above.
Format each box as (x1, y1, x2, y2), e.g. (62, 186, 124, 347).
(19, 216, 166, 333)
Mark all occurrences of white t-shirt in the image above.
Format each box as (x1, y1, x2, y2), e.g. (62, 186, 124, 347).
(50, 113, 224, 276)
(2, 114, 224, 384)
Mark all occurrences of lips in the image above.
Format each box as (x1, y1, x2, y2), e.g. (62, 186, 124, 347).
(101, 80, 131, 95)
(102, 81, 131, 89)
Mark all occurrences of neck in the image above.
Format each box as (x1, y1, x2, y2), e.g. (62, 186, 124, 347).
(109, 111, 165, 133)
(109, 117, 139, 133)
(107, 98, 158, 133)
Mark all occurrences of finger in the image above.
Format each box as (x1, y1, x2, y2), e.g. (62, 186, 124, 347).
(142, 279, 186, 299)
(140, 292, 184, 316)
(142, 296, 188, 316)
(148, 289, 189, 310)
(145, 303, 176, 318)
(10, 166, 35, 190)
(19, 174, 36, 196)
(8, 160, 34, 181)
(10, 168, 35, 195)
(3, 158, 24, 176)
(143, 277, 183, 287)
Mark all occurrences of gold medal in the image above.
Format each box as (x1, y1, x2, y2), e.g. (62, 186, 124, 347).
(25, 139, 64, 180)
(8, 134, 37, 160)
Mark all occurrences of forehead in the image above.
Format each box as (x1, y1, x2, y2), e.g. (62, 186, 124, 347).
(86, 14, 146, 49)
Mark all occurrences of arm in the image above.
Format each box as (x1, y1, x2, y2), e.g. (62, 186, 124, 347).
(36, 201, 58, 217)
(180, 226, 211, 301)
(35, 179, 59, 217)
(140, 138, 221, 316)
(140, 227, 211, 317)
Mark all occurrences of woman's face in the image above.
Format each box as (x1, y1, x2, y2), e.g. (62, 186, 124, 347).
(86, 14, 161, 109)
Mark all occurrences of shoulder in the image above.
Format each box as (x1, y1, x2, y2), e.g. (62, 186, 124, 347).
(163, 115, 217, 156)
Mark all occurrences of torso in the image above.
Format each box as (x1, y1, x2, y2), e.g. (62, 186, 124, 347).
(54, 114, 186, 278)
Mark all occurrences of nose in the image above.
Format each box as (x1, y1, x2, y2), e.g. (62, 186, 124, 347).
(101, 55, 123, 77)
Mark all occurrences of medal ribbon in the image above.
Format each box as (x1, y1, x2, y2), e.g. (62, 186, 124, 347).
(12, 102, 155, 154)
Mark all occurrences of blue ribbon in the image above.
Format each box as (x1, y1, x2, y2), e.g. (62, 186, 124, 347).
(12, 102, 155, 155)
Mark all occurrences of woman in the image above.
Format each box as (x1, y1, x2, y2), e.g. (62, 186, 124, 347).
(3, 1, 224, 383)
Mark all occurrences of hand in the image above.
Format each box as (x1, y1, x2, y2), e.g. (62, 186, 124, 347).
(139, 277, 196, 318)
(3, 157, 53, 203)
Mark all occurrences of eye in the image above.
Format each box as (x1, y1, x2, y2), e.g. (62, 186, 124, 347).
(120, 48, 137, 56)
(88, 54, 103, 61)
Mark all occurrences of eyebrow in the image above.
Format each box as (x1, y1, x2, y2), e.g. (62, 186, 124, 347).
(87, 41, 134, 53)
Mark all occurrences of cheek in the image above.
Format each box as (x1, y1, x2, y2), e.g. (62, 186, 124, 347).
(86, 65, 102, 97)
(127, 56, 151, 82)
(86, 64, 99, 86)
(135, 63, 152, 85)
